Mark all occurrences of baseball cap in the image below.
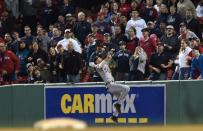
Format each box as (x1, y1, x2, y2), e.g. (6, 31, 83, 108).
(26, 63, 33, 68)
(166, 25, 174, 29)
(64, 28, 71, 33)
(104, 33, 110, 37)
(66, 13, 72, 17)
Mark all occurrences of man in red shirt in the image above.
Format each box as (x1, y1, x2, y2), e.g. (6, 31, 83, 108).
(0, 42, 20, 84)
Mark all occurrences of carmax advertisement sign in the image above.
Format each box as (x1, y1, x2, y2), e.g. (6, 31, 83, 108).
(45, 84, 165, 125)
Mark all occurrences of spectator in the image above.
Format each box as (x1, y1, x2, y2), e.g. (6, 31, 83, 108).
(196, 0, 203, 26)
(27, 41, 49, 64)
(40, 0, 58, 30)
(160, 25, 180, 59)
(72, 12, 91, 46)
(154, 0, 164, 13)
(95, 12, 111, 34)
(26, 63, 35, 83)
(156, 4, 169, 26)
(56, 44, 66, 82)
(60, 0, 75, 16)
(103, 33, 119, 52)
(190, 49, 203, 79)
(48, 47, 58, 82)
(130, 0, 140, 11)
(177, 0, 195, 20)
(177, 39, 193, 80)
(1, 11, 14, 35)
(65, 13, 75, 29)
(125, 10, 147, 39)
(140, 0, 158, 22)
(112, 24, 127, 46)
(0, 42, 20, 83)
(185, 8, 202, 40)
(178, 22, 200, 42)
(139, 28, 157, 62)
(21, 26, 37, 50)
(84, 33, 96, 64)
(119, 0, 131, 17)
(56, 15, 66, 31)
(109, 13, 118, 35)
(16, 40, 30, 77)
(36, 58, 51, 83)
(50, 26, 63, 47)
(166, 6, 181, 32)
(119, 15, 128, 34)
(36, 26, 51, 53)
(32, 67, 45, 83)
(129, 46, 147, 81)
(4, 33, 18, 54)
(126, 27, 139, 54)
(63, 42, 82, 83)
(148, 42, 171, 80)
(114, 41, 131, 81)
(57, 29, 82, 54)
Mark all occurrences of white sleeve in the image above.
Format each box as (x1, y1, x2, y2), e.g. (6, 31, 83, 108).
(89, 62, 96, 68)
(125, 20, 131, 33)
(72, 39, 82, 54)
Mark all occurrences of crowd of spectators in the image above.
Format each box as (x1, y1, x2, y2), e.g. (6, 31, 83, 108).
(0, 0, 202, 85)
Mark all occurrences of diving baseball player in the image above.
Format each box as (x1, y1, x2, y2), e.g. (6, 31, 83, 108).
(89, 53, 130, 122)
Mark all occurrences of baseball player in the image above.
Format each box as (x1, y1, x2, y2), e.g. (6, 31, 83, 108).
(89, 53, 130, 122)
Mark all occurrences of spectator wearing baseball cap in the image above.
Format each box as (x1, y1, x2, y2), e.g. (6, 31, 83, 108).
(179, 22, 200, 43)
(160, 25, 180, 59)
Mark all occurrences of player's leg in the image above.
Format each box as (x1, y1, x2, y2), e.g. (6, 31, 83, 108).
(107, 83, 130, 114)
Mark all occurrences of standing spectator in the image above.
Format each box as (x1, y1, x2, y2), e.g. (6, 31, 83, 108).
(119, 0, 131, 16)
(166, 6, 181, 32)
(114, 41, 131, 81)
(63, 42, 82, 83)
(139, 28, 157, 62)
(196, 0, 203, 26)
(56, 44, 66, 82)
(40, 0, 58, 30)
(1, 11, 14, 35)
(160, 25, 180, 59)
(156, 4, 169, 26)
(154, 0, 164, 13)
(126, 27, 139, 54)
(178, 22, 200, 42)
(4, 33, 17, 54)
(20, 0, 40, 32)
(148, 42, 171, 80)
(129, 46, 147, 81)
(48, 47, 58, 82)
(73, 12, 91, 46)
(60, 0, 75, 16)
(36, 26, 51, 53)
(185, 8, 202, 40)
(112, 24, 127, 46)
(177, 39, 193, 80)
(50, 26, 63, 48)
(125, 10, 147, 39)
(103, 33, 119, 52)
(95, 12, 111, 34)
(177, 0, 195, 20)
(21, 26, 37, 50)
(0, 42, 20, 83)
(65, 13, 75, 29)
(140, 0, 158, 22)
(27, 41, 49, 64)
(57, 29, 82, 54)
(190, 49, 203, 79)
(16, 40, 30, 77)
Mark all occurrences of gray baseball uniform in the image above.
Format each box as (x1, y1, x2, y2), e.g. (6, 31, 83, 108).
(89, 59, 130, 117)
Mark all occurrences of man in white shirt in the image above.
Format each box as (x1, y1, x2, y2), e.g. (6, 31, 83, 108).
(56, 29, 82, 54)
(125, 10, 147, 39)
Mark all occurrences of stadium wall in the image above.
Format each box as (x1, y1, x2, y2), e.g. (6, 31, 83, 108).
(0, 80, 203, 127)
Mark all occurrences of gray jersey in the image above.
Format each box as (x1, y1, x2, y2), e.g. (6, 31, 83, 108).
(89, 60, 114, 83)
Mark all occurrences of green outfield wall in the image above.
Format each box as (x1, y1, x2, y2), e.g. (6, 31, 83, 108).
(0, 80, 203, 127)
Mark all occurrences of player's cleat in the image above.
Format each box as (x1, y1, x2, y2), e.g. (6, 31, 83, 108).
(110, 116, 118, 123)
(114, 103, 121, 114)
